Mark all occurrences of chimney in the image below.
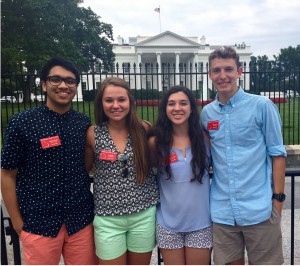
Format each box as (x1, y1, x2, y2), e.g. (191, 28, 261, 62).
(200, 36, 206, 45)
(117, 35, 123, 45)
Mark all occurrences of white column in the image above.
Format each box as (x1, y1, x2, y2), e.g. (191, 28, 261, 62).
(192, 53, 199, 91)
(193, 53, 199, 72)
(137, 53, 142, 89)
(203, 59, 209, 101)
(156, 52, 162, 91)
(175, 52, 180, 85)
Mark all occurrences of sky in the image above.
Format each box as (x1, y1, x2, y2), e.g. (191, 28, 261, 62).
(81, 0, 300, 59)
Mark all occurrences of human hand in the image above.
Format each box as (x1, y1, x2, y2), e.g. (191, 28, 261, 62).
(12, 219, 24, 237)
(273, 200, 284, 216)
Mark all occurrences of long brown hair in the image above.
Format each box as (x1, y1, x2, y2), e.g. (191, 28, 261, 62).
(94, 77, 150, 184)
(155, 85, 208, 182)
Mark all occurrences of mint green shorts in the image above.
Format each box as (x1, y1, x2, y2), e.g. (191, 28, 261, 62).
(93, 206, 156, 260)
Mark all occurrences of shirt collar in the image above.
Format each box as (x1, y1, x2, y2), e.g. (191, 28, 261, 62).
(216, 87, 245, 108)
(42, 105, 73, 118)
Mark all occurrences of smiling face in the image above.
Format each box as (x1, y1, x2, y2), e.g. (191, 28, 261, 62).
(209, 58, 243, 104)
(42, 66, 77, 114)
(166, 91, 191, 127)
(102, 84, 130, 124)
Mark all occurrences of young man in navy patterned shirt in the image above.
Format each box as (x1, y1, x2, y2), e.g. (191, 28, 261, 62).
(1, 56, 98, 265)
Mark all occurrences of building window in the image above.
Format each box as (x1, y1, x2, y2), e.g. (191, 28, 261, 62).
(146, 80, 151, 89)
(145, 63, 151, 72)
(239, 79, 244, 87)
(179, 63, 184, 73)
(96, 82, 101, 90)
(198, 81, 203, 91)
(198, 62, 204, 72)
(82, 82, 87, 91)
(122, 62, 130, 73)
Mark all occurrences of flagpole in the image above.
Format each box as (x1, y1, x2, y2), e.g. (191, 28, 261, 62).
(154, 6, 161, 33)
(159, 5, 161, 33)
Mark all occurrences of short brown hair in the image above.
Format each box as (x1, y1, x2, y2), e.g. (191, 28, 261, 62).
(208, 46, 240, 69)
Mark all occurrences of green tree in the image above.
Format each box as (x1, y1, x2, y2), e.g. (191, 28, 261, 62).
(274, 46, 300, 93)
(1, 0, 115, 101)
(274, 45, 300, 71)
(249, 55, 274, 93)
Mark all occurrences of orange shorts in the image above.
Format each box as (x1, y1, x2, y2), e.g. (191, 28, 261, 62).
(20, 223, 98, 265)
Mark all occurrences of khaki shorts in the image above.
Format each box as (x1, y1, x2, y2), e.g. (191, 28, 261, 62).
(213, 206, 283, 265)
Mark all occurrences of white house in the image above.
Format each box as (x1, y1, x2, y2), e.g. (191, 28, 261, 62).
(80, 31, 252, 101)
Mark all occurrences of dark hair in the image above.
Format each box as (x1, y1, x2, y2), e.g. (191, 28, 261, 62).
(40, 56, 80, 84)
(208, 46, 240, 69)
(94, 77, 150, 184)
(155, 85, 208, 182)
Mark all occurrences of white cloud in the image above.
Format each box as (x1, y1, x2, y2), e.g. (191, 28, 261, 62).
(81, 0, 300, 58)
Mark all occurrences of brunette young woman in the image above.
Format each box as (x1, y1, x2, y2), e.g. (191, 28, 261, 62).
(148, 85, 212, 265)
(85, 77, 159, 265)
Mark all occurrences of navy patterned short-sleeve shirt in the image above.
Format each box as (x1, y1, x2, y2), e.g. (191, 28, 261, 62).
(1, 105, 94, 237)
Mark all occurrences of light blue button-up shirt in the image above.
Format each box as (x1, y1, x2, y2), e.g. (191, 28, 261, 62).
(201, 88, 286, 226)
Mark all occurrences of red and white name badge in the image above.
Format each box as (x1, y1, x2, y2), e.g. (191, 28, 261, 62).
(169, 152, 179, 164)
(99, 150, 117, 162)
(207, 120, 219, 130)
(40, 136, 61, 149)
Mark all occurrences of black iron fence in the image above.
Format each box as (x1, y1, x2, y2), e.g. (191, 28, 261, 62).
(1, 64, 299, 264)
(1, 65, 300, 144)
(2, 168, 300, 265)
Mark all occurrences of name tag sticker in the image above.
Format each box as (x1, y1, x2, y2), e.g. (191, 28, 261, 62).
(99, 150, 117, 162)
(207, 120, 219, 130)
(40, 136, 61, 149)
(169, 152, 179, 164)
(162, 152, 179, 166)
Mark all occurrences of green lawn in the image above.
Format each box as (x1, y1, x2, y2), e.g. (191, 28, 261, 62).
(1, 99, 299, 145)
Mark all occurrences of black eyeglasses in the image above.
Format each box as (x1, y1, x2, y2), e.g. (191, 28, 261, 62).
(118, 154, 128, 177)
(47, 75, 77, 88)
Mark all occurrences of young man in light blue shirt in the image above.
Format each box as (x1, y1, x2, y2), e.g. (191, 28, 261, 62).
(201, 46, 286, 265)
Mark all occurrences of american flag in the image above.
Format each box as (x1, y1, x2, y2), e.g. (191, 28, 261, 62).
(154, 7, 160, 13)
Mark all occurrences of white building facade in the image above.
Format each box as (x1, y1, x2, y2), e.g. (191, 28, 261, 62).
(81, 31, 252, 101)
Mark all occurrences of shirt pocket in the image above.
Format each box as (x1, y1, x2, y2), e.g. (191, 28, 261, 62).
(234, 122, 261, 147)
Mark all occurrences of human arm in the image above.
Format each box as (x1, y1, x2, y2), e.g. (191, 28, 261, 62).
(85, 126, 95, 173)
(140, 119, 152, 134)
(262, 100, 286, 215)
(272, 156, 286, 215)
(1, 168, 23, 236)
(148, 136, 158, 168)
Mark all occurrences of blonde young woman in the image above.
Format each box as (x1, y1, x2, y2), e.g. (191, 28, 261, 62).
(85, 77, 159, 265)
